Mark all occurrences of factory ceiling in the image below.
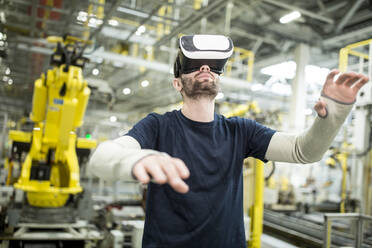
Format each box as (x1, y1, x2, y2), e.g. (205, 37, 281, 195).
(0, 0, 372, 123)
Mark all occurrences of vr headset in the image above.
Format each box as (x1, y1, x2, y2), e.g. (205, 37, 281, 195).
(174, 35, 234, 77)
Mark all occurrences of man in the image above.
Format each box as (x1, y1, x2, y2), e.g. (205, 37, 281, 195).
(89, 35, 369, 247)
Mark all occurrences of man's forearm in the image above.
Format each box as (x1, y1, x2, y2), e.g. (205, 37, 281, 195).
(265, 96, 353, 163)
(88, 135, 160, 182)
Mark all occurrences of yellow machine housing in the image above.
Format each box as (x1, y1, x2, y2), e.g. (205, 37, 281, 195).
(8, 36, 96, 208)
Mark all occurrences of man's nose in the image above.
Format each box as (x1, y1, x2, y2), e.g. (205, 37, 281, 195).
(199, 65, 211, 72)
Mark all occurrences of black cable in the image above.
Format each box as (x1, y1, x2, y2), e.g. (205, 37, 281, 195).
(265, 161, 276, 181)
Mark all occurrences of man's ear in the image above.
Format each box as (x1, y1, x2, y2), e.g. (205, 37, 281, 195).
(173, 78, 182, 92)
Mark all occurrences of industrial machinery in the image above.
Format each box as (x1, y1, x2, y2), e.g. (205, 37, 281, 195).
(263, 38, 372, 247)
(325, 143, 355, 213)
(4, 35, 96, 214)
(339, 38, 372, 215)
(0, 35, 101, 247)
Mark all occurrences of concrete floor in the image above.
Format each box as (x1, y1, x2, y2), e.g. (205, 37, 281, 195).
(261, 234, 299, 248)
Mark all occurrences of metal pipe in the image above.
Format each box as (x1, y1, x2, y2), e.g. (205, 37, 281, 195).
(224, 1, 234, 35)
(154, 0, 227, 47)
(335, 0, 364, 34)
(117, 6, 179, 23)
(199, 0, 208, 33)
(323, 27, 372, 46)
(124, 2, 165, 43)
(81, 0, 122, 52)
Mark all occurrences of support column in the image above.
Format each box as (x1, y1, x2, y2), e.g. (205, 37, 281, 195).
(352, 107, 371, 213)
(289, 43, 309, 131)
(224, 1, 234, 35)
(200, 0, 208, 33)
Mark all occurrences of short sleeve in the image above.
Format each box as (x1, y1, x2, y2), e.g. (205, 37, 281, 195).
(243, 119, 276, 161)
(126, 113, 160, 149)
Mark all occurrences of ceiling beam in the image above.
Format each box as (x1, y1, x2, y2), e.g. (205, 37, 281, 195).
(88, 50, 256, 91)
(117, 5, 179, 23)
(231, 27, 278, 48)
(262, 0, 334, 24)
(323, 25, 372, 47)
(335, 0, 365, 34)
(154, 0, 227, 47)
(123, 2, 165, 43)
(320, 1, 348, 14)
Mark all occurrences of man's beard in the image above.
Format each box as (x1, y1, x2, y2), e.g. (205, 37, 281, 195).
(180, 73, 219, 100)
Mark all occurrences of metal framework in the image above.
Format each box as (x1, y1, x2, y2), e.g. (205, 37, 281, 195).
(323, 213, 372, 248)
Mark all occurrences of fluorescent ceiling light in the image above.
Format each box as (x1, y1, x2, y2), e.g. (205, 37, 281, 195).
(92, 68, 99, 75)
(280, 11, 301, 24)
(109, 19, 118, 26)
(141, 80, 149, 87)
(123, 88, 131, 95)
(110, 116, 117, 122)
(135, 25, 146, 36)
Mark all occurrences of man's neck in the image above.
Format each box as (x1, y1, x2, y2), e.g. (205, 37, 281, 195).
(181, 97, 215, 122)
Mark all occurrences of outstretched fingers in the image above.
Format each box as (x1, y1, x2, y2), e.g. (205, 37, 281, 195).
(133, 162, 151, 184)
(343, 72, 359, 87)
(144, 161, 168, 184)
(325, 69, 339, 85)
(172, 158, 190, 179)
(352, 75, 370, 93)
(160, 157, 189, 193)
(335, 72, 354, 85)
(133, 155, 190, 193)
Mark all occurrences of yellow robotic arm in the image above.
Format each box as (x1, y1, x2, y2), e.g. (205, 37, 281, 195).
(10, 36, 96, 208)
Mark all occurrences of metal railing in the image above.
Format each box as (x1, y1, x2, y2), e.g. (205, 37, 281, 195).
(323, 213, 372, 248)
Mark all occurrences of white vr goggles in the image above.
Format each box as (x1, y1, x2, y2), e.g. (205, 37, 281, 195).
(174, 35, 234, 77)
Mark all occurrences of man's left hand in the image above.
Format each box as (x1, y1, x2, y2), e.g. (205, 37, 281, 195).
(314, 70, 369, 117)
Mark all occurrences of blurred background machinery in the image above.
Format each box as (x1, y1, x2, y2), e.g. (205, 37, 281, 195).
(0, 0, 372, 247)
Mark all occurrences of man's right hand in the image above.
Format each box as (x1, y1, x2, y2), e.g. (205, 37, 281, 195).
(132, 154, 190, 193)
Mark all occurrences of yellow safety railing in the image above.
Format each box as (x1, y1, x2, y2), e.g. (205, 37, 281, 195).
(248, 159, 265, 248)
(339, 38, 371, 72)
(226, 47, 254, 82)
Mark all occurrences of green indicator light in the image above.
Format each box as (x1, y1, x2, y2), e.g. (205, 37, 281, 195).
(85, 134, 92, 139)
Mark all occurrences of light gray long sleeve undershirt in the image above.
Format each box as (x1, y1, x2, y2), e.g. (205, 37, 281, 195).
(265, 96, 353, 163)
(88, 96, 353, 182)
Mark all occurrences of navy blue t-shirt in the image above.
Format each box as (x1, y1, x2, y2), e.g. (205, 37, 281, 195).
(127, 110, 275, 248)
